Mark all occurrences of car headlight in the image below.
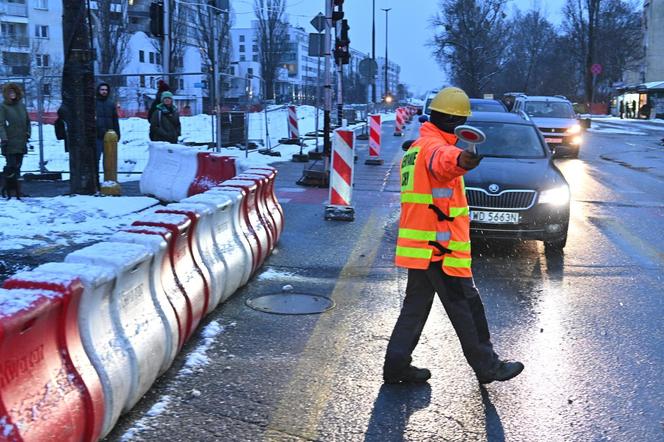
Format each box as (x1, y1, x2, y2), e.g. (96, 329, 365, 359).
(565, 124, 581, 134)
(538, 186, 570, 205)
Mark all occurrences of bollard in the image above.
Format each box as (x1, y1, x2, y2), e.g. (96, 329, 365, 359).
(101, 129, 122, 196)
(365, 114, 384, 165)
(325, 129, 355, 221)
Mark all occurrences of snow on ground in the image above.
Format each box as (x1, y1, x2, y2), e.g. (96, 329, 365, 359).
(0, 196, 159, 252)
(119, 395, 173, 442)
(587, 127, 648, 135)
(176, 320, 226, 378)
(23, 106, 392, 183)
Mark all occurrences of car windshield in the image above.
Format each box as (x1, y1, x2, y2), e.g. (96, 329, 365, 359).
(457, 122, 547, 158)
(471, 101, 506, 112)
(523, 101, 574, 118)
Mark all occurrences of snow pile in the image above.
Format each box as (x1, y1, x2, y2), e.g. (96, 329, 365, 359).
(177, 320, 225, 377)
(120, 395, 173, 442)
(0, 196, 159, 252)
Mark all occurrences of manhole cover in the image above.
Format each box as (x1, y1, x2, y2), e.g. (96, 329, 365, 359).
(246, 293, 335, 315)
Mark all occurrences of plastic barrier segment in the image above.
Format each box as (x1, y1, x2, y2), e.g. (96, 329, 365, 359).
(187, 153, 236, 197)
(0, 283, 103, 442)
(140, 142, 180, 202)
(107, 231, 180, 371)
(182, 192, 253, 294)
(236, 173, 279, 246)
(64, 242, 167, 411)
(132, 213, 206, 342)
(162, 203, 226, 315)
(244, 167, 284, 239)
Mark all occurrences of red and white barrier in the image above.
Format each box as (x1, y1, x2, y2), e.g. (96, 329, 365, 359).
(365, 114, 383, 165)
(325, 129, 355, 221)
(132, 213, 208, 342)
(235, 173, 278, 247)
(243, 167, 284, 242)
(288, 105, 299, 140)
(394, 108, 405, 136)
(140, 142, 200, 202)
(0, 278, 105, 442)
(163, 202, 226, 314)
(187, 153, 236, 197)
(64, 242, 170, 412)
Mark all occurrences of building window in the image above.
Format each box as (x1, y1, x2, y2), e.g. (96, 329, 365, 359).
(247, 67, 253, 75)
(179, 79, 184, 89)
(149, 52, 155, 64)
(139, 50, 145, 62)
(156, 53, 161, 65)
(239, 35, 245, 42)
(252, 54, 257, 62)
(240, 54, 245, 61)
(229, 66, 235, 76)
(252, 44, 257, 53)
(149, 76, 155, 88)
(139, 75, 145, 87)
(42, 83, 51, 96)
(34, 0, 48, 9)
(34, 25, 48, 38)
(239, 45, 245, 52)
(35, 53, 49, 67)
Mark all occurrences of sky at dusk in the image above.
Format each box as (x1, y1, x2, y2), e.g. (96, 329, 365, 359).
(233, 0, 568, 97)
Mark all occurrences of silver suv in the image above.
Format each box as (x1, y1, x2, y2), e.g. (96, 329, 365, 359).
(511, 95, 583, 158)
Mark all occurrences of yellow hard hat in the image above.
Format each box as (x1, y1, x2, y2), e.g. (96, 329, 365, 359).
(429, 87, 472, 117)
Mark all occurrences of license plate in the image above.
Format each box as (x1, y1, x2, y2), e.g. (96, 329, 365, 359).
(544, 137, 562, 144)
(470, 211, 520, 224)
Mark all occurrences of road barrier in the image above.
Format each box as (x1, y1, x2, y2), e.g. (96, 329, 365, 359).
(288, 105, 300, 140)
(182, 192, 253, 298)
(235, 173, 279, 247)
(365, 114, 383, 165)
(187, 153, 237, 197)
(132, 213, 208, 343)
(243, 167, 284, 242)
(140, 143, 199, 202)
(325, 129, 356, 221)
(162, 203, 226, 315)
(394, 108, 405, 136)
(64, 242, 170, 413)
(0, 279, 104, 442)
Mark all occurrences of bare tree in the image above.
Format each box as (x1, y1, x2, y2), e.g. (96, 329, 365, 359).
(429, 0, 510, 97)
(152, 0, 189, 91)
(254, 0, 289, 100)
(194, 3, 233, 98)
(91, 0, 130, 81)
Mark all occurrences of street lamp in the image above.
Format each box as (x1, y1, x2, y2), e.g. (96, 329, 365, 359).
(371, 0, 376, 104)
(381, 7, 391, 101)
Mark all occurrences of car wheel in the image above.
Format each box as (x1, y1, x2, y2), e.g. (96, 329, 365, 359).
(544, 234, 567, 251)
(569, 149, 579, 159)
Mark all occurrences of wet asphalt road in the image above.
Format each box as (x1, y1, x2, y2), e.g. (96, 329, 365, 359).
(8, 117, 664, 441)
(102, 119, 664, 441)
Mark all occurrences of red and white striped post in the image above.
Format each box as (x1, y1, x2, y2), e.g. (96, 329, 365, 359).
(394, 107, 404, 136)
(365, 114, 384, 165)
(325, 129, 355, 221)
(288, 105, 300, 140)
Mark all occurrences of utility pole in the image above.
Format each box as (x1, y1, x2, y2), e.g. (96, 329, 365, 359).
(382, 8, 391, 99)
(163, 0, 171, 76)
(61, 0, 97, 194)
(323, 0, 332, 157)
(211, 6, 222, 151)
(371, 0, 376, 104)
(336, 11, 343, 127)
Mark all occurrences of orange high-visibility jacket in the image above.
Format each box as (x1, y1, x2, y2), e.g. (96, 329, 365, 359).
(395, 122, 472, 277)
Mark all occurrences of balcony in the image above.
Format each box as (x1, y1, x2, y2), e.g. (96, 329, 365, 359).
(0, 2, 28, 17)
(0, 35, 30, 48)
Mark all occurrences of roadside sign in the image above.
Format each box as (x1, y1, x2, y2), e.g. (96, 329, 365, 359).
(591, 63, 602, 75)
(359, 58, 378, 78)
(308, 33, 326, 57)
(310, 12, 326, 33)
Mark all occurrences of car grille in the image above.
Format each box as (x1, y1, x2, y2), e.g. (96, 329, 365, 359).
(466, 188, 537, 210)
(538, 127, 565, 136)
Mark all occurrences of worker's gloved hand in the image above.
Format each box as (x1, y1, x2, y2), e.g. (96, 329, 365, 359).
(0, 140, 8, 156)
(457, 150, 483, 170)
(418, 115, 429, 123)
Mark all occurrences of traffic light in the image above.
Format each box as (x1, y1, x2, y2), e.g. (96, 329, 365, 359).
(333, 0, 344, 5)
(339, 19, 350, 45)
(334, 38, 350, 65)
(149, 2, 164, 37)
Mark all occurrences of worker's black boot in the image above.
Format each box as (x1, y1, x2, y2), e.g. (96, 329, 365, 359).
(477, 360, 524, 384)
(383, 365, 432, 384)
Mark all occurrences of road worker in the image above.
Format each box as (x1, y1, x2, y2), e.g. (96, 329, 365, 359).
(383, 87, 524, 384)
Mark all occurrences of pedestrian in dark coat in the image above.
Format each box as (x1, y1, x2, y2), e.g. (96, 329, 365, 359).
(147, 80, 170, 125)
(631, 100, 637, 119)
(0, 83, 30, 176)
(149, 91, 181, 144)
(95, 82, 121, 166)
(619, 100, 624, 119)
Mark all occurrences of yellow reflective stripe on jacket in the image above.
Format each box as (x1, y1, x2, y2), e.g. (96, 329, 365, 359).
(399, 228, 451, 242)
(396, 246, 433, 260)
(399, 228, 435, 241)
(449, 206, 469, 217)
(401, 193, 433, 204)
(443, 256, 472, 268)
(447, 240, 471, 252)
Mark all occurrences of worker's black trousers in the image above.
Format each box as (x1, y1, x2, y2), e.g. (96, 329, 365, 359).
(384, 262, 499, 378)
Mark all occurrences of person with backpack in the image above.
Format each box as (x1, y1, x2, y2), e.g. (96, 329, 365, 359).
(149, 91, 180, 144)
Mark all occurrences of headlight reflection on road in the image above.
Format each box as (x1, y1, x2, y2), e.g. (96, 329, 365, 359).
(538, 186, 570, 205)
